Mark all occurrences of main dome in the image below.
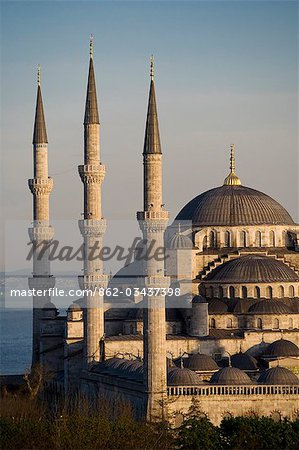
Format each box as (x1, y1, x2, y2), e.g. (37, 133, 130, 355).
(176, 185, 294, 227)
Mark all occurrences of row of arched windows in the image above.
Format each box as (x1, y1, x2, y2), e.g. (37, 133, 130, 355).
(204, 284, 296, 299)
(202, 230, 292, 249)
(210, 317, 294, 329)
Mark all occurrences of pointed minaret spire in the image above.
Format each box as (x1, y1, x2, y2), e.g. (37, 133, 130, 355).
(143, 55, 161, 155)
(223, 144, 241, 186)
(84, 35, 99, 125)
(33, 65, 48, 144)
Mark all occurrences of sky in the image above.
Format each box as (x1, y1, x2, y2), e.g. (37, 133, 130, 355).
(1, 0, 298, 273)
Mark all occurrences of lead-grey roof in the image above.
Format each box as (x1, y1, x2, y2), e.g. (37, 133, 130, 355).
(143, 80, 161, 154)
(33, 85, 48, 144)
(84, 58, 99, 124)
(176, 185, 294, 226)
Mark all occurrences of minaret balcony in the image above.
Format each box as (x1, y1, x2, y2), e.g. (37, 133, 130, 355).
(78, 274, 108, 290)
(78, 164, 106, 184)
(137, 211, 169, 221)
(28, 224, 54, 242)
(78, 219, 106, 237)
(28, 177, 53, 195)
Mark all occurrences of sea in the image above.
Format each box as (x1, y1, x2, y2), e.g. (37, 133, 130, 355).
(0, 308, 32, 375)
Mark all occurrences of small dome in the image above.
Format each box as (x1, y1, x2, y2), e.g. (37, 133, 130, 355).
(125, 360, 143, 373)
(176, 185, 294, 227)
(68, 303, 82, 311)
(233, 299, 256, 314)
(263, 339, 299, 358)
(183, 353, 219, 371)
(167, 367, 202, 386)
(248, 300, 291, 315)
(258, 367, 299, 385)
(231, 352, 258, 371)
(192, 295, 207, 304)
(42, 302, 56, 310)
(168, 232, 193, 250)
(210, 366, 252, 385)
(204, 255, 299, 283)
(208, 299, 228, 314)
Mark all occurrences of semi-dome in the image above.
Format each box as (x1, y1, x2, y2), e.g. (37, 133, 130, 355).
(210, 366, 252, 385)
(205, 255, 299, 283)
(248, 300, 291, 315)
(167, 367, 202, 386)
(176, 185, 294, 227)
(231, 352, 258, 371)
(263, 339, 299, 358)
(167, 232, 193, 250)
(208, 299, 228, 314)
(257, 367, 299, 385)
(182, 353, 219, 371)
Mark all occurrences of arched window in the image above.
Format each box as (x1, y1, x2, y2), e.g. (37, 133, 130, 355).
(240, 231, 247, 248)
(210, 318, 216, 328)
(209, 231, 216, 248)
(278, 286, 284, 298)
(255, 231, 262, 247)
(225, 231, 231, 247)
(209, 286, 214, 298)
(227, 318, 233, 329)
(257, 318, 263, 329)
(270, 231, 275, 247)
(200, 285, 206, 296)
(229, 286, 235, 298)
(203, 235, 208, 250)
(289, 285, 295, 298)
(172, 324, 177, 334)
(254, 286, 261, 299)
(241, 286, 247, 299)
(289, 318, 294, 329)
(130, 324, 134, 335)
(218, 286, 224, 299)
(266, 286, 273, 299)
(273, 318, 279, 329)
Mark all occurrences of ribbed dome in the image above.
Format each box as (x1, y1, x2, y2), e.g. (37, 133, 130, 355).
(208, 299, 228, 314)
(248, 300, 291, 315)
(263, 339, 299, 358)
(205, 255, 299, 283)
(257, 367, 299, 385)
(168, 232, 193, 250)
(167, 367, 202, 386)
(176, 185, 294, 227)
(231, 352, 258, 371)
(210, 366, 252, 385)
(183, 353, 219, 371)
(192, 295, 207, 304)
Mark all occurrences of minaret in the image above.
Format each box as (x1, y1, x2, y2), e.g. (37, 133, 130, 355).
(137, 56, 170, 421)
(78, 36, 107, 366)
(28, 66, 55, 364)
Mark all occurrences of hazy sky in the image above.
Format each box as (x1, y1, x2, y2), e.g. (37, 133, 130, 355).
(1, 1, 298, 272)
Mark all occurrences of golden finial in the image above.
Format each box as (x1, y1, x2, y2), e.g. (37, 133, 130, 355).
(90, 34, 94, 59)
(37, 64, 41, 86)
(150, 54, 154, 81)
(223, 144, 242, 186)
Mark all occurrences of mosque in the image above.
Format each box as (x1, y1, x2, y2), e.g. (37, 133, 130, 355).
(28, 38, 299, 425)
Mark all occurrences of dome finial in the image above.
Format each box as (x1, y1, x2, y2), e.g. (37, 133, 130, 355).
(150, 54, 154, 81)
(37, 64, 41, 86)
(89, 34, 94, 59)
(223, 144, 242, 186)
(230, 143, 235, 173)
